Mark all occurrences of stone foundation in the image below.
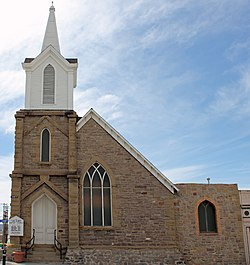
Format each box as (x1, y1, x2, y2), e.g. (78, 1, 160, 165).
(64, 247, 185, 265)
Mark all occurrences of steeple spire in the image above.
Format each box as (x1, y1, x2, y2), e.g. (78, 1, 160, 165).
(42, 2, 60, 53)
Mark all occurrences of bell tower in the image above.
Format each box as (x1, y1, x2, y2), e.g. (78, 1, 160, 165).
(10, 3, 79, 250)
(23, 3, 78, 110)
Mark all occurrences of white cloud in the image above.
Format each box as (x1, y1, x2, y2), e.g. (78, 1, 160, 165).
(163, 164, 207, 183)
(209, 67, 250, 118)
(0, 1, 48, 54)
(0, 109, 17, 134)
(0, 154, 13, 204)
(226, 38, 250, 61)
(0, 71, 24, 105)
(74, 87, 122, 122)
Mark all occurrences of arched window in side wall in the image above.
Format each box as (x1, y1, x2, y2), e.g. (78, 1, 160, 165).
(41, 128, 50, 162)
(43, 64, 55, 104)
(83, 163, 112, 226)
(198, 200, 217, 233)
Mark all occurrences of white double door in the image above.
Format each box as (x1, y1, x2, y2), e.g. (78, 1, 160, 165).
(32, 195, 57, 244)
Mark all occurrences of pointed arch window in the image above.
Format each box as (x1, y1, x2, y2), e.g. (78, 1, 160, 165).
(41, 129, 50, 162)
(83, 163, 112, 226)
(198, 200, 217, 233)
(43, 64, 55, 104)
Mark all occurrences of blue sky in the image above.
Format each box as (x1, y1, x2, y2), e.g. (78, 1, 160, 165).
(0, 0, 250, 203)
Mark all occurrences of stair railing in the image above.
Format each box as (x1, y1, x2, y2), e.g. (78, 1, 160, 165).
(54, 229, 67, 259)
(25, 228, 35, 258)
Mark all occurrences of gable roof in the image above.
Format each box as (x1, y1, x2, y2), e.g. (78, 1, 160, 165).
(76, 109, 179, 194)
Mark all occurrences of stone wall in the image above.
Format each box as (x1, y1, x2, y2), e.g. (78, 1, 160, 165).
(76, 118, 177, 248)
(11, 111, 247, 265)
(175, 184, 246, 265)
(64, 247, 185, 265)
(21, 110, 69, 171)
(11, 110, 77, 247)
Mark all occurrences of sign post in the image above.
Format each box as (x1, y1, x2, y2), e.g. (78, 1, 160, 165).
(1, 203, 9, 265)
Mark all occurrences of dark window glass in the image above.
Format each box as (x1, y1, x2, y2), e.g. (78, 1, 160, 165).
(104, 188, 111, 226)
(92, 173, 101, 187)
(43, 64, 55, 104)
(93, 187, 102, 226)
(198, 203, 206, 232)
(83, 174, 90, 187)
(83, 186, 91, 226)
(88, 166, 95, 177)
(41, 129, 50, 162)
(207, 203, 217, 232)
(103, 174, 110, 187)
(83, 163, 112, 226)
(198, 200, 217, 233)
(98, 166, 105, 176)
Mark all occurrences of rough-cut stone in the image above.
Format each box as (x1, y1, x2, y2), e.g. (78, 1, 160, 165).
(64, 247, 185, 265)
(10, 110, 247, 265)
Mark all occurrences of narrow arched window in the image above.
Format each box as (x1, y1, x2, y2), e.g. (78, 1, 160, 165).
(41, 129, 50, 162)
(43, 64, 55, 104)
(198, 200, 217, 233)
(83, 163, 112, 226)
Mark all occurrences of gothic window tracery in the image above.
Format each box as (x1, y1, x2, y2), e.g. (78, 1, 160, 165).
(83, 163, 112, 226)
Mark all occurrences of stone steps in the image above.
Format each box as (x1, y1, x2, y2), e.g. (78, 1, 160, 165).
(26, 244, 63, 263)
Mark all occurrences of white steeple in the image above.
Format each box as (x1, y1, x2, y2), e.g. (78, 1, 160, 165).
(42, 2, 60, 53)
(22, 3, 78, 110)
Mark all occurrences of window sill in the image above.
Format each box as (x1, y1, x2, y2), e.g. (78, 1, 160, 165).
(80, 226, 114, 231)
(40, 162, 52, 165)
(199, 232, 218, 236)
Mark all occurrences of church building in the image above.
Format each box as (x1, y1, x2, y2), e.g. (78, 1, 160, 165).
(10, 4, 247, 265)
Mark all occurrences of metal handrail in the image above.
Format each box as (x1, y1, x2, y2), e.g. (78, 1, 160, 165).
(25, 229, 35, 258)
(54, 230, 67, 260)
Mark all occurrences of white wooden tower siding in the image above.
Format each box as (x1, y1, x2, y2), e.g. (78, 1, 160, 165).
(22, 3, 78, 110)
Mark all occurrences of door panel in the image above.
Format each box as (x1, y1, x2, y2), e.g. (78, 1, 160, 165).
(32, 195, 56, 244)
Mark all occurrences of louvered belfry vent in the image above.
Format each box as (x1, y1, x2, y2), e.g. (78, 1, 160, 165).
(43, 64, 55, 104)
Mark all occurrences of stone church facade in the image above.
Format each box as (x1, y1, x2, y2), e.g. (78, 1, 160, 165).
(10, 4, 247, 265)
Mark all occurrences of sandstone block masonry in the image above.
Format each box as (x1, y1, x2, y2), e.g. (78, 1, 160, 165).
(175, 183, 246, 265)
(10, 110, 247, 265)
(11, 110, 78, 246)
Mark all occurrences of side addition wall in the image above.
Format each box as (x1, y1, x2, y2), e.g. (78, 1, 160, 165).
(175, 184, 246, 265)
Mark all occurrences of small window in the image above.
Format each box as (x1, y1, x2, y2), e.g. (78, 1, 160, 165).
(41, 129, 50, 162)
(43, 64, 55, 104)
(83, 163, 112, 226)
(198, 200, 217, 233)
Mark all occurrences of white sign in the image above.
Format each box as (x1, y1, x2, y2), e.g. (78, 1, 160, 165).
(8, 216, 24, 236)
